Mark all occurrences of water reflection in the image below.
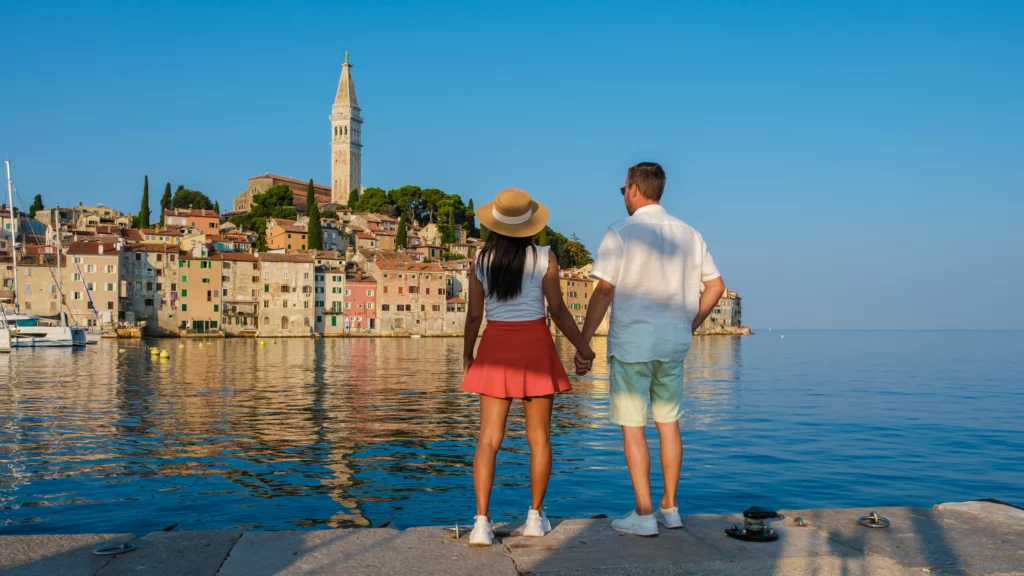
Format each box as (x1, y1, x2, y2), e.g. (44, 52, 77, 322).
(2, 332, 1022, 534)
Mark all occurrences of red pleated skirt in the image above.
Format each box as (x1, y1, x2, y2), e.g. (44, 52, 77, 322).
(461, 319, 572, 399)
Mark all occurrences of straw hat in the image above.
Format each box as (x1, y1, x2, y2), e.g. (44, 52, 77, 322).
(475, 188, 549, 238)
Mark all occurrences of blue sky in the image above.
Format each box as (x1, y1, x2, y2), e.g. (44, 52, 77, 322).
(1, 1, 1021, 329)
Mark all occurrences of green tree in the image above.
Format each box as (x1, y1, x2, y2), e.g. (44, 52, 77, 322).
(465, 199, 476, 237)
(213, 201, 220, 215)
(171, 185, 214, 210)
(480, 224, 490, 241)
(139, 176, 151, 228)
(388, 185, 422, 220)
(249, 184, 296, 219)
(253, 218, 269, 251)
(321, 208, 338, 220)
(307, 203, 323, 250)
(305, 179, 316, 216)
(538, 227, 549, 246)
(437, 194, 465, 226)
(347, 188, 360, 211)
(355, 187, 388, 213)
(28, 194, 44, 218)
(395, 214, 408, 250)
(421, 188, 445, 222)
(448, 207, 456, 227)
(439, 224, 457, 246)
(159, 183, 172, 225)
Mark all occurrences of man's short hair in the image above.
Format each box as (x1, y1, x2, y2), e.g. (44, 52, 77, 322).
(626, 162, 667, 201)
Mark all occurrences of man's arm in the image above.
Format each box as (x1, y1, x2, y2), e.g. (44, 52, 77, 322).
(691, 276, 725, 334)
(582, 279, 614, 343)
(574, 279, 614, 374)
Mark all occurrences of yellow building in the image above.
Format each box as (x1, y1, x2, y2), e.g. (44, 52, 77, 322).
(178, 249, 223, 334)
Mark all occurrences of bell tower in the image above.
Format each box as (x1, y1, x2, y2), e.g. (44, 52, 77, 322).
(330, 51, 362, 206)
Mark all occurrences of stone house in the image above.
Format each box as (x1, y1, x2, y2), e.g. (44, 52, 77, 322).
(177, 248, 223, 334)
(64, 241, 124, 327)
(267, 219, 308, 251)
(232, 174, 331, 213)
(700, 289, 743, 329)
(343, 273, 377, 333)
(164, 208, 220, 234)
(2, 254, 63, 316)
(122, 243, 180, 334)
(318, 267, 347, 334)
(220, 253, 260, 335)
(257, 253, 315, 336)
(371, 260, 447, 335)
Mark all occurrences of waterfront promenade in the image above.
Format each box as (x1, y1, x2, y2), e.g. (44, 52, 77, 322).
(2, 502, 1020, 575)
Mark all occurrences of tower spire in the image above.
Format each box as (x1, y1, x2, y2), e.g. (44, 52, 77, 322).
(330, 53, 363, 206)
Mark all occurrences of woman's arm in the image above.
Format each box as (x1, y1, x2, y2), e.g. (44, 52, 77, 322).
(463, 264, 486, 373)
(541, 251, 595, 360)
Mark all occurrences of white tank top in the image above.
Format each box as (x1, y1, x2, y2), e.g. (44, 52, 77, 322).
(476, 245, 550, 322)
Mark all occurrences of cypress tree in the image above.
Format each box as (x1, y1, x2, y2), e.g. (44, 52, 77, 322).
(448, 206, 456, 226)
(466, 199, 476, 236)
(480, 224, 490, 241)
(29, 194, 44, 218)
(347, 188, 360, 211)
(159, 183, 172, 225)
(396, 214, 408, 250)
(538, 227, 549, 246)
(139, 176, 151, 228)
(305, 179, 316, 216)
(213, 201, 220, 215)
(307, 203, 323, 250)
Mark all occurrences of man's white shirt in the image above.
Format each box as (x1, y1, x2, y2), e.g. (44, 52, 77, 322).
(590, 204, 720, 363)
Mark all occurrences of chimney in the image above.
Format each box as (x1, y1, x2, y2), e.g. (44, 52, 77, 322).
(98, 244, 104, 255)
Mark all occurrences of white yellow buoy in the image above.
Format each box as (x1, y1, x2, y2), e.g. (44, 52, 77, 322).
(178, 343, 185, 348)
(259, 340, 265, 346)
(160, 349, 170, 358)
(118, 348, 126, 354)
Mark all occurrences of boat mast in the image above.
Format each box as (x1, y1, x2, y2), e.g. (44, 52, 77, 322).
(56, 204, 65, 327)
(6, 161, 18, 314)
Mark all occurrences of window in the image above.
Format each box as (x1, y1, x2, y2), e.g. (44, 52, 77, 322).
(426, 288, 431, 295)
(207, 291, 212, 302)
(367, 302, 374, 310)
(288, 233, 292, 239)
(213, 304, 219, 312)
(146, 282, 153, 291)
(145, 298, 154, 306)
(264, 300, 270, 308)
(398, 274, 404, 279)
(171, 283, 176, 291)
(264, 284, 269, 293)
(170, 255, 176, 262)
(411, 274, 417, 279)
(432, 305, 440, 312)
(252, 276, 258, 283)
(73, 273, 81, 282)
(304, 301, 309, 309)
(181, 304, 188, 312)
(331, 316, 336, 327)
(344, 289, 352, 296)
(182, 275, 188, 282)
(263, 271, 271, 279)
(421, 305, 426, 312)
(87, 282, 96, 291)
(366, 289, 374, 296)
(383, 286, 388, 294)
(181, 289, 188, 297)
(384, 274, 389, 279)
(283, 271, 289, 279)
(202, 278, 210, 283)
(304, 272, 309, 279)
(156, 254, 163, 262)
(398, 287, 403, 294)
(24, 283, 31, 293)
(106, 283, 115, 292)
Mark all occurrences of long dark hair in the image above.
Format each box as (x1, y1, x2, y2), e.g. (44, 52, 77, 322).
(478, 232, 536, 302)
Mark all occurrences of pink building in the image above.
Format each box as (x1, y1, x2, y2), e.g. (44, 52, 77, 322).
(343, 274, 377, 332)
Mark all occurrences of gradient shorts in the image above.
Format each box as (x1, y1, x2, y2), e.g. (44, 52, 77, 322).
(609, 356, 684, 427)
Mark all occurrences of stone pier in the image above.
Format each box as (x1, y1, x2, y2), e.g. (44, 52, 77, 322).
(1, 502, 1020, 575)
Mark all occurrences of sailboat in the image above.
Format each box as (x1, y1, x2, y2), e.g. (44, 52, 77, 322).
(0, 161, 86, 351)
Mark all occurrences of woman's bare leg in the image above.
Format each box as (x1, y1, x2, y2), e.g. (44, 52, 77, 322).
(523, 395, 554, 512)
(474, 394, 513, 517)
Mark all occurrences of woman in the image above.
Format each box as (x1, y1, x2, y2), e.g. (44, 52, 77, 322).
(461, 188, 596, 545)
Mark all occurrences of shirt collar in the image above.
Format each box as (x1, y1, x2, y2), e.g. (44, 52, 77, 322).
(632, 204, 666, 216)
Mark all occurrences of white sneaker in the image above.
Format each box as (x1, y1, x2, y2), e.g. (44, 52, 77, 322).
(611, 510, 659, 536)
(655, 507, 683, 528)
(522, 509, 551, 537)
(469, 515, 494, 545)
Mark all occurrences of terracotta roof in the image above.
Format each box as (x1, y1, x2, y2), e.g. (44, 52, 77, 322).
(164, 208, 219, 218)
(374, 260, 443, 272)
(258, 252, 315, 263)
(66, 241, 120, 255)
(128, 243, 181, 253)
(356, 232, 375, 240)
(447, 298, 467, 303)
(249, 174, 331, 191)
(123, 229, 144, 242)
(374, 230, 396, 236)
(141, 228, 184, 237)
(346, 276, 375, 284)
(219, 252, 258, 262)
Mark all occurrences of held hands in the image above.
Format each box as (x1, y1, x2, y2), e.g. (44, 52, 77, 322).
(574, 346, 596, 376)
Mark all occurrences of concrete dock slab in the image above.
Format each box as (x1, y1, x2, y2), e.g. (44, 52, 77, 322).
(502, 518, 727, 574)
(95, 530, 241, 576)
(216, 526, 518, 576)
(1, 503, 1020, 575)
(0, 533, 135, 576)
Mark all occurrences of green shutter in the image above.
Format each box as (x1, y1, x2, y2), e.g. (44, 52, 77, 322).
(213, 305, 219, 312)
(332, 316, 336, 327)
(181, 303, 187, 311)
(181, 289, 188, 297)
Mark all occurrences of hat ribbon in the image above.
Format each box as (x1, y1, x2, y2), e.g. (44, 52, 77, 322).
(492, 206, 533, 225)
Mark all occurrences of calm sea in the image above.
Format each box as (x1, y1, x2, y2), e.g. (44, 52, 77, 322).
(1, 332, 1021, 534)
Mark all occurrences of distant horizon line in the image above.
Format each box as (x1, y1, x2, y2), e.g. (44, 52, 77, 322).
(749, 328, 1022, 332)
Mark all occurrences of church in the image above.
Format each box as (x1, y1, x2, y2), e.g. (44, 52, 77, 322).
(232, 54, 362, 213)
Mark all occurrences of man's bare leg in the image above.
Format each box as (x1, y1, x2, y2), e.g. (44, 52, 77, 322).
(654, 420, 682, 510)
(622, 425, 654, 515)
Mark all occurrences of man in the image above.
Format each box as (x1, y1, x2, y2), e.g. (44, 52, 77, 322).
(575, 162, 725, 536)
